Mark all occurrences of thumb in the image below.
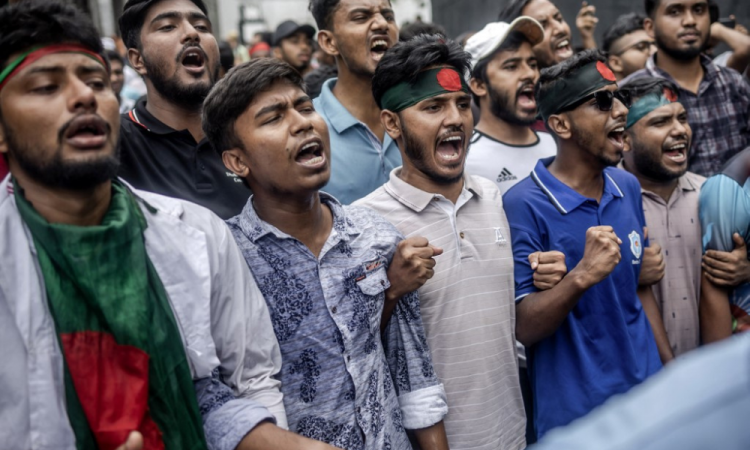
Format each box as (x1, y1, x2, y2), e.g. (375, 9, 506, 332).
(733, 233, 746, 249)
(125, 431, 143, 450)
(430, 245, 444, 256)
(528, 252, 540, 270)
(643, 226, 649, 241)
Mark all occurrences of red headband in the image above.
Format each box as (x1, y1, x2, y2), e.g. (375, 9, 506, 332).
(0, 44, 108, 92)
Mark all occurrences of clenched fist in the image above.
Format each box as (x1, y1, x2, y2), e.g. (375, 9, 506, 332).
(115, 432, 143, 450)
(639, 227, 665, 286)
(529, 251, 568, 290)
(574, 226, 622, 287)
(386, 236, 443, 301)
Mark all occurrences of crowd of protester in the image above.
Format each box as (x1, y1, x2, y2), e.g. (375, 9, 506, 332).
(0, 0, 748, 449)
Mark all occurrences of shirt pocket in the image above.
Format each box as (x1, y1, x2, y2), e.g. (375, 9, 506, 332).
(356, 257, 391, 296)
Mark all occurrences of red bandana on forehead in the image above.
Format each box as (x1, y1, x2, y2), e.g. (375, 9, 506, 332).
(596, 61, 616, 82)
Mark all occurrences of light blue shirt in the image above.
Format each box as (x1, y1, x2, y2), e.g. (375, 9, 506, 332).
(313, 78, 402, 204)
(530, 333, 750, 450)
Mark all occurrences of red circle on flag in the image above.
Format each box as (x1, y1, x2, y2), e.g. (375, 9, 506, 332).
(436, 68, 462, 91)
(596, 61, 616, 82)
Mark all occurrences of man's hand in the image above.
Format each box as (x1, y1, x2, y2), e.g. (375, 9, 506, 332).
(571, 226, 621, 287)
(639, 227, 665, 286)
(702, 233, 750, 287)
(115, 432, 143, 450)
(576, 1, 599, 49)
(386, 237, 443, 302)
(530, 251, 567, 290)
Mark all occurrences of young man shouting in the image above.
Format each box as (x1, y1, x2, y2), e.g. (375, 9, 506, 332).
(202, 58, 449, 450)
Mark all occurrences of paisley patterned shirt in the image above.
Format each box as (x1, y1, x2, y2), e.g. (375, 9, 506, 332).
(227, 193, 447, 450)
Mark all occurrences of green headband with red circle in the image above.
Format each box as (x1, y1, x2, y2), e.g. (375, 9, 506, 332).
(0, 44, 108, 92)
(625, 87, 679, 129)
(538, 60, 618, 123)
(380, 67, 470, 113)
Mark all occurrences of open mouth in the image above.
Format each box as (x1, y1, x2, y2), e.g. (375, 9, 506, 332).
(435, 134, 463, 163)
(607, 126, 625, 150)
(181, 48, 206, 72)
(664, 142, 687, 163)
(295, 139, 326, 168)
(370, 38, 389, 62)
(65, 115, 108, 150)
(517, 84, 536, 110)
(554, 38, 573, 58)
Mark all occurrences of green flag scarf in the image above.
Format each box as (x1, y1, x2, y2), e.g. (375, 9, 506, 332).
(14, 179, 208, 450)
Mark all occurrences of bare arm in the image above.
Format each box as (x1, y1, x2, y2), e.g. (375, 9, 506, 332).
(699, 273, 733, 344)
(516, 226, 622, 346)
(413, 421, 450, 450)
(711, 22, 750, 74)
(638, 227, 665, 287)
(237, 422, 341, 450)
(637, 285, 674, 364)
(576, 1, 599, 49)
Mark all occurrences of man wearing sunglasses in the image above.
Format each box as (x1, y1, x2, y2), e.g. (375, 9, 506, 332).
(603, 13, 657, 81)
(503, 50, 671, 439)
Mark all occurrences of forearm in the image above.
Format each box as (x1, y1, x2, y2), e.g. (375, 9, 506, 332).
(700, 274, 733, 344)
(516, 268, 590, 346)
(715, 27, 750, 73)
(581, 36, 597, 49)
(236, 422, 339, 450)
(413, 421, 450, 450)
(637, 285, 674, 364)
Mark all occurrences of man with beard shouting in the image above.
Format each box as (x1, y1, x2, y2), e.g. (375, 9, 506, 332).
(503, 50, 671, 439)
(623, 0, 750, 177)
(117, 0, 250, 219)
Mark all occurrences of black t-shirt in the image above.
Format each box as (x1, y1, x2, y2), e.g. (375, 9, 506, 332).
(118, 99, 250, 219)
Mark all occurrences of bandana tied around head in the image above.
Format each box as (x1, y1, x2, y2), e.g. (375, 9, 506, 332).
(0, 44, 108, 92)
(537, 60, 617, 123)
(625, 87, 679, 129)
(380, 67, 470, 112)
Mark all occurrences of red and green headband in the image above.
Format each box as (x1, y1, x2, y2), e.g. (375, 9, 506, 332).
(0, 44, 108, 92)
(380, 67, 470, 113)
(538, 60, 617, 123)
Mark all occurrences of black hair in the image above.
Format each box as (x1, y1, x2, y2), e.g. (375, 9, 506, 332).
(498, 0, 534, 22)
(399, 22, 447, 42)
(104, 49, 124, 67)
(202, 58, 305, 154)
(470, 30, 530, 105)
(620, 76, 679, 103)
(372, 34, 471, 109)
(309, 0, 341, 31)
(119, 0, 208, 50)
(0, 0, 103, 70)
(218, 40, 234, 73)
(602, 13, 646, 53)
(536, 48, 607, 106)
(304, 63, 338, 98)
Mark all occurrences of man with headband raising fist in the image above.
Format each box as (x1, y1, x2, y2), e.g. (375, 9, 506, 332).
(359, 35, 567, 450)
(503, 50, 672, 439)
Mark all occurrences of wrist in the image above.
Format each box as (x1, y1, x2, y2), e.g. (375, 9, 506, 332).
(568, 266, 595, 290)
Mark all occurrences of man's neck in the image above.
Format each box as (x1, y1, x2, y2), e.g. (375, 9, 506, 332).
(251, 190, 333, 258)
(475, 107, 537, 146)
(548, 144, 606, 202)
(332, 65, 385, 142)
(623, 159, 679, 202)
(144, 88, 205, 143)
(12, 169, 112, 226)
(399, 163, 464, 204)
(654, 51, 704, 94)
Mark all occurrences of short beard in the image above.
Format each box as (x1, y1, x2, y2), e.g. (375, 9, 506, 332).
(143, 48, 219, 110)
(487, 85, 536, 126)
(655, 27, 706, 61)
(630, 135, 686, 181)
(401, 116, 464, 185)
(569, 118, 621, 168)
(3, 117, 120, 191)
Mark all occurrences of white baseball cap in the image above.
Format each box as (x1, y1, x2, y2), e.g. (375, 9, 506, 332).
(464, 16, 544, 69)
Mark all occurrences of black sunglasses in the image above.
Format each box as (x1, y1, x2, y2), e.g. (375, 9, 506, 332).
(560, 89, 632, 113)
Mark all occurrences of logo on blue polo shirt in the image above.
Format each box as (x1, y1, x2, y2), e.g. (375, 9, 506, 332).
(628, 230, 642, 260)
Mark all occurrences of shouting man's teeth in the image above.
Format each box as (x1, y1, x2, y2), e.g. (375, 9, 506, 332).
(665, 143, 687, 162)
(436, 136, 462, 161)
(371, 39, 389, 61)
(557, 39, 570, 49)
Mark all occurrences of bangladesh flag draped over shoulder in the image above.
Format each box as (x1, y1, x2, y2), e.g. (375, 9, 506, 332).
(14, 180, 208, 450)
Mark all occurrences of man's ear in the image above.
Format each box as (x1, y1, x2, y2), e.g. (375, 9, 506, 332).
(644, 18, 655, 38)
(547, 113, 572, 140)
(380, 110, 402, 141)
(222, 148, 251, 179)
(317, 30, 339, 57)
(623, 132, 632, 152)
(272, 46, 282, 59)
(608, 55, 624, 77)
(469, 77, 487, 100)
(127, 47, 147, 77)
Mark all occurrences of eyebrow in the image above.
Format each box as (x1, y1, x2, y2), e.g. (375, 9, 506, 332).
(501, 57, 522, 65)
(150, 10, 210, 25)
(254, 95, 312, 119)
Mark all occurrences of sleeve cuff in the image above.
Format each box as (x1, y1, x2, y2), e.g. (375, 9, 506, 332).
(203, 398, 276, 450)
(515, 292, 531, 303)
(398, 383, 448, 430)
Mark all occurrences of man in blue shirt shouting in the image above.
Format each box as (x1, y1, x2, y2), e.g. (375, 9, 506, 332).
(503, 50, 672, 439)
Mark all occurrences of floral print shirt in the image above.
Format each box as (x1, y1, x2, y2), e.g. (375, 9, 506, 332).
(227, 193, 447, 449)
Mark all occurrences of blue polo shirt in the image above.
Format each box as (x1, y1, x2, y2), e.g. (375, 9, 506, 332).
(503, 157, 662, 438)
(313, 78, 402, 204)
